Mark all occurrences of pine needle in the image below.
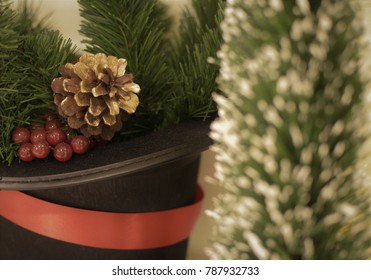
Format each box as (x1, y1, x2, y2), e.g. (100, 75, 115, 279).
(0, 0, 77, 165)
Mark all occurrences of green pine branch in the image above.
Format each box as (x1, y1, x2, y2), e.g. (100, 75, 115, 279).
(13, 0, 52, 35)
(165, 0, 225, 124)
(1, 0, 224, 164)
(0, 0, 19, 57)
(78, 0, 225, 136)
(18, 30, 77, 112)
(0, 1, 77, 165)
(0, 0, 22, 164)
(79, 0, 172, 135)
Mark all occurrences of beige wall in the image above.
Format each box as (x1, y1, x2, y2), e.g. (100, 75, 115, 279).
(189, 150, 219, 259)
(13, 0, 219, 259)
(12, 0, 189, 50)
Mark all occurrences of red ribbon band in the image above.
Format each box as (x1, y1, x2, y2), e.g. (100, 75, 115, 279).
(0, 187, 203, 250)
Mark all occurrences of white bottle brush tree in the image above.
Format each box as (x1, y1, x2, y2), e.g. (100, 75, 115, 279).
(207, 0, 371, 259)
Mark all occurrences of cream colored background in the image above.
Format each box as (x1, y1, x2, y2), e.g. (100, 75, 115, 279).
(11, 0, 219, 260)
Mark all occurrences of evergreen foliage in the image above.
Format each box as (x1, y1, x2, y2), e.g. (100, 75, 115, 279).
(0, 0, 18, 57)
(79, 0, 172, 135)
(165, 0, 225, 124)
(1, 0, 224, 164)
(78, 0, 224, 136)
(0, 0, 77, 164)
(14, 0, 52, 35)
(208, 0, 371, 259)
(0, 1, 19, 164)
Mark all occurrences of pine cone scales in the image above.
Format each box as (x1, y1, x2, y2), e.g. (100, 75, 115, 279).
(51, 53, 140, 140)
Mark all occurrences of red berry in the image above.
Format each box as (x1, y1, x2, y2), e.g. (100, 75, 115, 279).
(30, 128, 47, 143)
(43, 112, 58, 122)
(17, 143, 35, 162)
(70, 135, 90, 154)
(54, 142, 73, 162)
(31, 141, 50, 159)
(46, 128, 67, 146)
(12, 127, 31, 144)
(45, 120, 62, 131)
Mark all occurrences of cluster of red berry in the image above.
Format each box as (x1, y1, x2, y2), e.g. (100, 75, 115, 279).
(12, 112, 96, 162)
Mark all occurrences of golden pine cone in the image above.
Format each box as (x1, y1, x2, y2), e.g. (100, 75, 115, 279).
(51, 53, 140, 140)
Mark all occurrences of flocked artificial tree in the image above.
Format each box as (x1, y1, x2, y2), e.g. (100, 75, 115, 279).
(207, 0, 371, 259)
